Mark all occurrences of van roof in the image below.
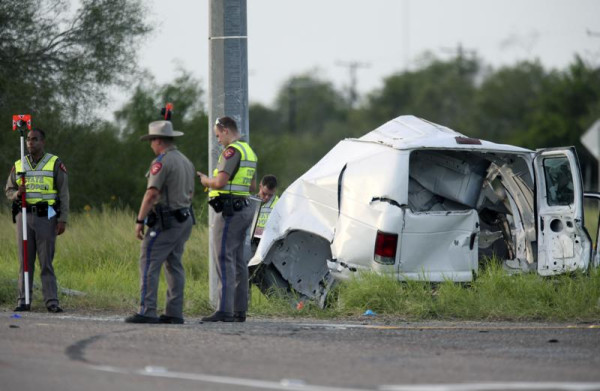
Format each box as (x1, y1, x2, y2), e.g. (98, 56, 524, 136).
(351, 115, 533, 154)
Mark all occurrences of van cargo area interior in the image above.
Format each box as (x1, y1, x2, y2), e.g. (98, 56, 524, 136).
(408, 149, 536, 268)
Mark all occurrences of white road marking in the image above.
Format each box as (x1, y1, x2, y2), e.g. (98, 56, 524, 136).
(90, 365, 600, 391)
(295, 323, 600, 330)
(380, 383, 600, 391)
(15, 313, 600, 330)
(91, 364, 366, 390)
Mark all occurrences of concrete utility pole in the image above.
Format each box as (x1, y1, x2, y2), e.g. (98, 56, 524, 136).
(208, 0, 249, 307)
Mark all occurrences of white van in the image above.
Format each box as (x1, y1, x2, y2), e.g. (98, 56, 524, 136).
(249, 115, 600, 306)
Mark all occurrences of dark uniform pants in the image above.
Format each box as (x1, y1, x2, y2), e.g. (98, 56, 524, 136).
(138, 217, 193, 318)
(211, 203, 254, 314)
(16, 212, 59, 306)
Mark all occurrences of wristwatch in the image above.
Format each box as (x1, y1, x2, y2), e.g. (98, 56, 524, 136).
(136, 217, 145, 224)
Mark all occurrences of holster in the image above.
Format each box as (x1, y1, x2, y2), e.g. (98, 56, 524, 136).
(11, 200, 20, 223)
(146, 211, 158, 228)
(148, 205, 193, 230)
(209, 195, 248, 217)
(156, 204, 173, 230)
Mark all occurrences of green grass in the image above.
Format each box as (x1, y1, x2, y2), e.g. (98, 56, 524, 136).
(1, 209, 599, 321)
(330, 262, 600, 321)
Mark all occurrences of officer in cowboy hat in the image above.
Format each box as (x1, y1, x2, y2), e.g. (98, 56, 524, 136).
(125, 120, 196, 324)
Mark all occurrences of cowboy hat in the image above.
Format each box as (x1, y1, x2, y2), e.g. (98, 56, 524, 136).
(139, 121, 184, 141)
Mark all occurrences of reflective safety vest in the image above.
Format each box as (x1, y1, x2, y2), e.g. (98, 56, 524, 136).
(209, 141, 257, 197)
(15, 153, 59, 205)
(256, 195, 279, 231)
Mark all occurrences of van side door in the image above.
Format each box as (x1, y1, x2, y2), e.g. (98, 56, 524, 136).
(534, 147, 592, 275)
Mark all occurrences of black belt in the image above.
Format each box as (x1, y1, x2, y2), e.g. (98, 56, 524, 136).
(209, 195, 248, 202)
(25, 203, 49, 215)
(163, 207, 191, 217)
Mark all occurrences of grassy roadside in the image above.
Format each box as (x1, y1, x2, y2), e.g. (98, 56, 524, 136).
(1, 209, 599, 321)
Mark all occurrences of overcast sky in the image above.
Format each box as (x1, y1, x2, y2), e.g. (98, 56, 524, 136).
(103, 0, 600, 114)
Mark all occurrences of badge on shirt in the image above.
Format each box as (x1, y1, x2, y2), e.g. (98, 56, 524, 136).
(150, 162, 163, 175)
(223, 147, 236, 159)
(59, 163, 67, 173)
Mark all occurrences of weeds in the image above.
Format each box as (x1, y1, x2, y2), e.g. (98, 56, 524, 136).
(1, 209, 599, 321)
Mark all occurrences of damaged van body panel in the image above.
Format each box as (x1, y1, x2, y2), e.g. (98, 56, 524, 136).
(534, 148, 592, 275)
(249, 116, 594, 304)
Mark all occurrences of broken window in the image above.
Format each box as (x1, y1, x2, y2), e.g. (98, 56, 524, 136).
(543, 157, 574, 206)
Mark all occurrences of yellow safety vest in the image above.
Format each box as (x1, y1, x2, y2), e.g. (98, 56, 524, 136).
(209, 141, 257, 197)
(256, 195, 279, 230)
(15, 153, 59, 205)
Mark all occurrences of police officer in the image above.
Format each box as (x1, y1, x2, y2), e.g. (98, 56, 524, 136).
(5, 128, 69, 313)
(251, 175, 279, 251)
(125, 120, 195, 324)
(197, 116, 257, 322)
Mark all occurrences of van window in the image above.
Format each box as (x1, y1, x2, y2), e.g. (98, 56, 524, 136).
(543, 157, 574, 206)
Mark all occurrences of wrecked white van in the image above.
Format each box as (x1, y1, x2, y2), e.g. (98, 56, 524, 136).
(249, 115, 600, 305)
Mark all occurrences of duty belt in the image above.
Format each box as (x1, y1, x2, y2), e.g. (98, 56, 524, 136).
(25, 202, 49, 216)
(208, 195, 249, 215)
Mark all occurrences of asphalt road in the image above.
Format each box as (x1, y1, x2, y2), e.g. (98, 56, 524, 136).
(1, 311, 599, 391)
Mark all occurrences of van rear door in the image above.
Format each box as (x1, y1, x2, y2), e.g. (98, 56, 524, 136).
(534, 147, 592, 275)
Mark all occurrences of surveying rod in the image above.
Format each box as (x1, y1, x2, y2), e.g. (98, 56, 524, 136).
(12, 114, 32, 305)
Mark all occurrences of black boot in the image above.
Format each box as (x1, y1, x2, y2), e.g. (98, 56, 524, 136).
(201, 311, 234, 322)
(233, 311, 246, 322)
(14, 304, 31, 312)
(124, 313, 159, 324)
(159, 314, 184, 324)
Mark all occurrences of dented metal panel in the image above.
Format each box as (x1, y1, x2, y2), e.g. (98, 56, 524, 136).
(249, 115, 597, 305)
(534, 148, 592, 275)
(397, 208, 479, 281)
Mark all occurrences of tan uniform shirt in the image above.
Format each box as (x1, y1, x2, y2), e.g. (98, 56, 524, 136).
(216, 146, 242, 177)
(5, 154, 70, 222)
(146, 145, 195, 209)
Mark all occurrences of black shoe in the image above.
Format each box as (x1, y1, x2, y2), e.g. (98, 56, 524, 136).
(47, 304, 63, 313)
(14, 304, 31, 312)
(201, 311, 234, 322)
(124, 313, 159, 324)
(159, 314, 184, 324)
(233, 311, 246, 322)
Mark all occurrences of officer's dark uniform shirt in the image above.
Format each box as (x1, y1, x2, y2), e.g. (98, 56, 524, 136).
(146, 145, 195, 209)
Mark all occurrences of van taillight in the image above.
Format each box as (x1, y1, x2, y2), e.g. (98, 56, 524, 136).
(374, 231, 398, 265)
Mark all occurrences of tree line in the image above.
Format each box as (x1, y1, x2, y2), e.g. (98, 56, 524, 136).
(2, 0, 600, 213)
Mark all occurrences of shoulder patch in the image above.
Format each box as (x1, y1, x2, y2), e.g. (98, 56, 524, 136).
(59, 163, 67, 173)
(223, 147, 236, 159)
(150, 162, 163, 175)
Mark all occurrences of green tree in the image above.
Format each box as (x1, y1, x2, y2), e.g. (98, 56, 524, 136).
(364, 53, 481, 132)
(250, 73, 351, 188)
(518, 57, 600, 149)
(0, 0, 151, 205)
(113, 71, 209, 209)
(471, 61, 547, 143)
(273, 73, 348, 134)
(0, 0, 150, 115)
